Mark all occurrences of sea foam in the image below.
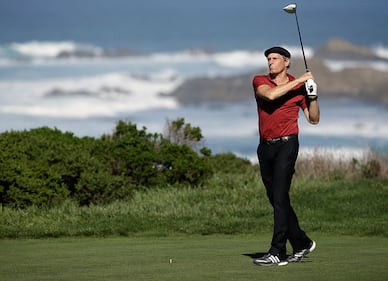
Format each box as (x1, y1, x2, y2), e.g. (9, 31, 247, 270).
(9, 41, 103, 58)
(0, 72, 181, 118)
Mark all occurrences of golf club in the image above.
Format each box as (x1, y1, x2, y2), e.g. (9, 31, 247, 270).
(283, 3, 309, 72)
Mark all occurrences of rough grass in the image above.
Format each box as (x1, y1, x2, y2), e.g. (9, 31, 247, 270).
(296, 148, 388, 179)
(1, 176, 387, 238)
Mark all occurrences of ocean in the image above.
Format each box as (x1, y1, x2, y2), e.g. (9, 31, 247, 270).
(1, 0, 388, 161)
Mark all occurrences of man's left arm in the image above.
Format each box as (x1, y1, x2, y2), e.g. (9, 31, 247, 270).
(304, 99, 320, 124)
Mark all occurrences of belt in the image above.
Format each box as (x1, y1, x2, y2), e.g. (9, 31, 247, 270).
(262, 134, 297, 145)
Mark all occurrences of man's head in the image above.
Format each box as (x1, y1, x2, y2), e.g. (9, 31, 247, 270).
(264, 46, 291, 74)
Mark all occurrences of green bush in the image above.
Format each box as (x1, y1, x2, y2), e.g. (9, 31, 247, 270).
(106, 121, 212, 187)
(0, 128, 73, 207)
(208, 153, 256, 175)
(0, 120, 213, 208)
(157, 139, 212, 185)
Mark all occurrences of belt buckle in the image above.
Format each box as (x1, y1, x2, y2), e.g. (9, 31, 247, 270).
(266, 137, 280, 145)
(265, 135, 291, 144)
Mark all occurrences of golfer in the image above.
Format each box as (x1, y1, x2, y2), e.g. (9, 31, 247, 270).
(252, 46, 320, 266)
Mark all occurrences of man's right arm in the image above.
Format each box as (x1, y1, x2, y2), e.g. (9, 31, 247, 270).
(257, 80, 301, 101)
(255, 72, 314, 101)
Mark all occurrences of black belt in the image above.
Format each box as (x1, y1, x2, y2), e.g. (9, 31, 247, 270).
(262, 134, 297, 145)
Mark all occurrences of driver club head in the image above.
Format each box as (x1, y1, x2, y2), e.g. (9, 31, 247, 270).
(283, 3, 297, 14)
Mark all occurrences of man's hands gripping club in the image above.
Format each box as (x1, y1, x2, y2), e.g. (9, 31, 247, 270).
(305, 78, 317, 97)
(299, 71, 317, 99)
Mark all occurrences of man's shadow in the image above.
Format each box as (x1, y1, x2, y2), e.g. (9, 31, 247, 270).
(242, 252, 267, 259)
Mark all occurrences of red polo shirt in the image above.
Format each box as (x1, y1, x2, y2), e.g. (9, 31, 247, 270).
(252, 74, 307, 140)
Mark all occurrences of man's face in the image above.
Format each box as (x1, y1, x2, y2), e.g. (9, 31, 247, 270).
(267, 53, 290, 74)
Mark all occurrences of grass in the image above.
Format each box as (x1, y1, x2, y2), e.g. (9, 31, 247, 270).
(1, 177, 387, 238)
(1, 234, 387, 281)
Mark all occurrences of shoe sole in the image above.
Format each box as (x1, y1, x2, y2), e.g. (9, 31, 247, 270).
(253, 261, 288, 267)
(278, 261, 288, 266)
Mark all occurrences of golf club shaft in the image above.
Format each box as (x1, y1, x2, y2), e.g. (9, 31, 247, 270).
(294, 11, 309, 72)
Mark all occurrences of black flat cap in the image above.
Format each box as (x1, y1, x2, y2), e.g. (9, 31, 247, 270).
(264, 46, 291, 58)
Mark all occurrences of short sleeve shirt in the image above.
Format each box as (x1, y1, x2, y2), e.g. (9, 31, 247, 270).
(252, 74, 307, 139)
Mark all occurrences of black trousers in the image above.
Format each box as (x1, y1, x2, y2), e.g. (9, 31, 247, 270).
(257, 136, 310, 256)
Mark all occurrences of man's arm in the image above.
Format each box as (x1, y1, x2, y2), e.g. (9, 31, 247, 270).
(303, 99, 320, 124)
(256, 72, 314, 101)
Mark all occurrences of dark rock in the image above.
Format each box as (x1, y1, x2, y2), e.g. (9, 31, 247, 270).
(45, 88, 95, 97)
(314, 38, 383, 61)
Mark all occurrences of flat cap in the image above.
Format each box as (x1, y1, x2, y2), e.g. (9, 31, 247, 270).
(264, 46, 291, 58)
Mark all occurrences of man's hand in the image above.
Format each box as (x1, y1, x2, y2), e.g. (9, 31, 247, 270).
(305, 78, 317, 97)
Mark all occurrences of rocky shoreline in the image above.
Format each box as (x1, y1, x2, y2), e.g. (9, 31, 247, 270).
(170, 38, 388, 106)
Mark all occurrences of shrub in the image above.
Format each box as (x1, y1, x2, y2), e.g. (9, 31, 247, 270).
(207, 153, 256, 175)
(360, 159, 381, 178)
(106, 121, 212, 187)
(0, 128, 75, 207)
(0, 119, 213, 207)
(105, 121, 163, 186)
(157, 139, 212, 185)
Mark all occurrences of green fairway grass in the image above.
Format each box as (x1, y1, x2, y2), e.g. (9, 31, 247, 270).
(1, 234, 387, 281)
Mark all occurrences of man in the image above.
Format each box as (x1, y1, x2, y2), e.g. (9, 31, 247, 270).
(252, 46, 320, 266)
